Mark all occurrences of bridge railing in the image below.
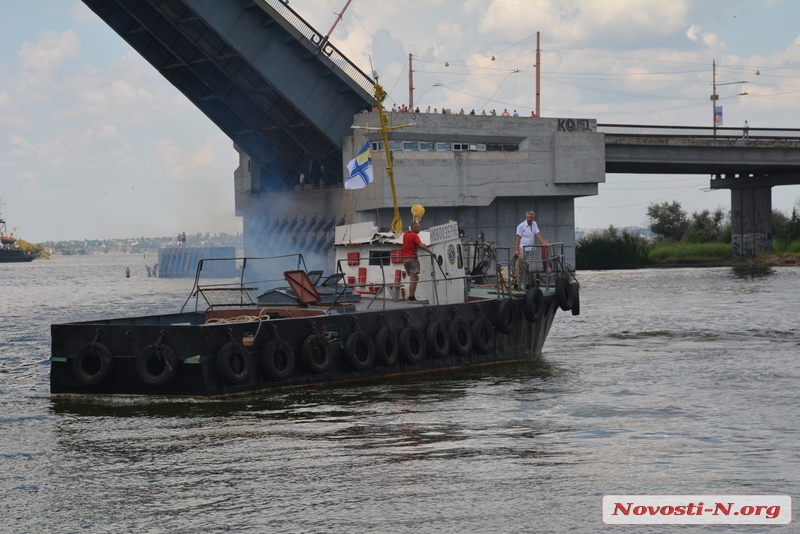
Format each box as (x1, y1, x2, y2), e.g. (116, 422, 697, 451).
(261, 0, 376, 101)
(598, 124, 800, 141)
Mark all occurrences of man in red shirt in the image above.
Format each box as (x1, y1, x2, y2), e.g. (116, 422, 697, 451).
(402, 222, 436, 302)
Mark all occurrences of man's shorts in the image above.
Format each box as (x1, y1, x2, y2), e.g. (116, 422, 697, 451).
(403, 258, 420, 275)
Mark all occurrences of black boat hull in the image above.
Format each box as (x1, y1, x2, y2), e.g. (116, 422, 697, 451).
(0, 250, 38, 262)
(50, 297, 559, 397)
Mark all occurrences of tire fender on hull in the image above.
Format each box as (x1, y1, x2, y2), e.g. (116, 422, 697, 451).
(262, 338, 295, 381)
(345, 331, 376, 371)
(570, 282, 580, 315)
(216, 341, 252, 385)
(399, 325, 426, 364)
(495, 299, 519, 335)
(374, 325, 399, 367)
(426, 321, 450, 358)
(524, 287, 545, 323)
(448, 316, 473, 356)
(471, 316, 495, 354)
(556, 278, 574, 311)
(301, 334, 331, 374)
(136, 343, 179, 386)
(72, 341, 114, 386)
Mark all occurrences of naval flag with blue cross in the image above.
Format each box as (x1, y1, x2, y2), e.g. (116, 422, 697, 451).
(345, 141, 374, 189)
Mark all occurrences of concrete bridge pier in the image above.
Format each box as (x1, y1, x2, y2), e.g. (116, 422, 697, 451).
(730, 185, 773, 257)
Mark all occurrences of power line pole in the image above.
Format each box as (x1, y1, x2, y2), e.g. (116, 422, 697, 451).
(711, 59, 718, 137)
(535, 32, 541, 117)
(409, 53, 414, 110)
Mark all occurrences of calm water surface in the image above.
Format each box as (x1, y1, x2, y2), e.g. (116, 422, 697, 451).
(1, 255, 798, 533)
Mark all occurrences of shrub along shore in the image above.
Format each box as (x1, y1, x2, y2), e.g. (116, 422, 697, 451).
(576, 201, 800, 270)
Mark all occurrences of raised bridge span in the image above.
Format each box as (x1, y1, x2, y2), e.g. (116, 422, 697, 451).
(84, 0, 800, 257)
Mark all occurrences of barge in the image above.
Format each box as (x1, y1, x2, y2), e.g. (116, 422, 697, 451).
(50, 220, 579, 397)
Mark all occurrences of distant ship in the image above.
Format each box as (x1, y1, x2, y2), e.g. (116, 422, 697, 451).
(0, 203, 38, 263)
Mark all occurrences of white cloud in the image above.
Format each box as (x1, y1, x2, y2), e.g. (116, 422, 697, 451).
(19, 30, 80, 71)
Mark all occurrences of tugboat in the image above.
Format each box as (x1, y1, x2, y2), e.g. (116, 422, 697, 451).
(0, 202, 38, 263)
(49, 76, 580, 397)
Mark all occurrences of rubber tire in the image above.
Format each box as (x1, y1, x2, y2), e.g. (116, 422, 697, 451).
(471, 317, 495, 354)
(570, 282, 580, 316)
(262, 338, 295, 381)
(216, 341, 252, 385)
(345, 331, 376, 371)
(495, 299, 518, 334)
(301, 334, 331, 374)
(524, 287, 545, 323)
(556, 277, 574, 311)
(399, 326, 426, 364)
(136, 343, 179, 386)
(374, 326, 399, 367)
(72, 342, 114, 386)
(426, 321, 450, 358)
(448, 317, 473, 355)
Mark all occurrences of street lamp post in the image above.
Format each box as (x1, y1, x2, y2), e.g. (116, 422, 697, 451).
(711, 60, 747, 138)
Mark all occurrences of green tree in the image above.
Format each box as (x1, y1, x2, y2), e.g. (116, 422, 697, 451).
(774, 207, 800, 241)
(684, 208, 727, 243)
(646, 201, 689, 242)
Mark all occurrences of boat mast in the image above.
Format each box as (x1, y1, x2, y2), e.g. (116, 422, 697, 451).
(373, 75, 403, 233)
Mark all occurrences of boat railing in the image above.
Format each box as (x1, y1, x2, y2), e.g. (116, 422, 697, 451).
(497, 243, 569, 292)
(181, 253, 309, 312)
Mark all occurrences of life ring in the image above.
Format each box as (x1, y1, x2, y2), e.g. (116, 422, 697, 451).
(262, 338, 295, 381)
(541, 244, 553, 274)
(555, 277, 574, 311)
(471, 316, 495, 354)
(399, 325, 426, 364)
(448, 317, 473, 355)
(570, 282, 580, 316)
(426, 320, 450, 358)
(72, 342, 114, 386)
(495, 299, 518, 334)
(524, 287, 544, 323)
(345, 331, 376, 371)
(216, 341, 252, 385)
(136, 343, 179, 386)
(374, 326, 399, 367)
(301, 334, 331, 374)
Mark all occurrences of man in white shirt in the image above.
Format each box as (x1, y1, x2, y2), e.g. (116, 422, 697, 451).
(514, 211, 549, 287)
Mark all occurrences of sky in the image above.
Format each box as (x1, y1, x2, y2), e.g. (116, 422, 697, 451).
(2, 0, 800, 242)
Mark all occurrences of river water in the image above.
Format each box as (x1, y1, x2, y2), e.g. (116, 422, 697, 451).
(1, 255, 798, 533)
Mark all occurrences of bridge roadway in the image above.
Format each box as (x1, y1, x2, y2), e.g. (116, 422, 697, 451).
(601, 124, 800, 255)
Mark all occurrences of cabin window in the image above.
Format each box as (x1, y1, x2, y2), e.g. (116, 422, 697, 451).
(436, 142, 451, 151)
(369, 250, 391, 266)
(419, 142, 435, 151)
(457, 244, 463, 269)
(453, 143, 469, 151)
(403, 142, 418, 151)
(389, 140, 403, 150)
(371, 141, 384, 151)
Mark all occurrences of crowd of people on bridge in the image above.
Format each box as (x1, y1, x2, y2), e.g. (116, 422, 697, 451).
(383, 103, 537, 118)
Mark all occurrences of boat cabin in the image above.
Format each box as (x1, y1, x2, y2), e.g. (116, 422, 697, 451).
(334, 221, 467, 305)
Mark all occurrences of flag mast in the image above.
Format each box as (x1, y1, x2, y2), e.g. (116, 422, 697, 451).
(374, 74, 403, 233)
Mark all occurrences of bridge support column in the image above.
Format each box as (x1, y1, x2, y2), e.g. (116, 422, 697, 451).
(730, 186, 772, 257)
